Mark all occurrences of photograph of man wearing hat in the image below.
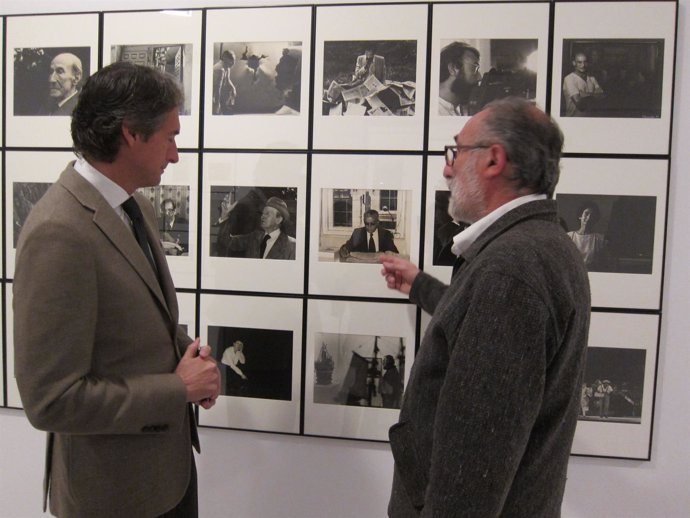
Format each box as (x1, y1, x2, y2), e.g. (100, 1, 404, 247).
(216, 196, 296, 260)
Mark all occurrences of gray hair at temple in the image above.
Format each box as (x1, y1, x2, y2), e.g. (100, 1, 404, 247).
(476, 97, 564, 197)
(71, 61, 184, 163)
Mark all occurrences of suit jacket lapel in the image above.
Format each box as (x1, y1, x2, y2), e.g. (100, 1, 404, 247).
(58, 167, 172, 321)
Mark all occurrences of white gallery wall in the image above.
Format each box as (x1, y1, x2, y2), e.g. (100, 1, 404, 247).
(1, 0, 689, 517)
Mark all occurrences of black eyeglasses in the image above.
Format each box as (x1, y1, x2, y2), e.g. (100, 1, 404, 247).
(444, 144, 490, 166)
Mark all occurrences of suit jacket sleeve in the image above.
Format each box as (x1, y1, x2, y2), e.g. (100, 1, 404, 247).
(420, 271, 549, 516)
(409, 271, 448, 315)
(14, 217, 188, 436)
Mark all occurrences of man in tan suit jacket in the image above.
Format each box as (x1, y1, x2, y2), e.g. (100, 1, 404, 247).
(13, 62, 220, 518)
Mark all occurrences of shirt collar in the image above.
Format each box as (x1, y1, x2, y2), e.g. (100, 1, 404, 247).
(265, 228, 281, 240)
(57, 90, 79, 108)
(451, 193, 547, 257)
(73, 156, 130, 209)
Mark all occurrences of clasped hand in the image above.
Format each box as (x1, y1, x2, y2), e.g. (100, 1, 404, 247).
(175, 338, 221, 410)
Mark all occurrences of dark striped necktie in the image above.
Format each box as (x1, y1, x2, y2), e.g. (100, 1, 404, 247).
(121, 197, 157, 272)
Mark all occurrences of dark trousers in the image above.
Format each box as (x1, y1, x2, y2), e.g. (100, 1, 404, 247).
(157, 457, 198, 518)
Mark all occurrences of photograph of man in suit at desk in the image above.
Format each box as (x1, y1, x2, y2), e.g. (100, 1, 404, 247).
(316, 188, 411, 263)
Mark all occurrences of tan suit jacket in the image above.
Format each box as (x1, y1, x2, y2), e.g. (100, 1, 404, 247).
(14, 163, 198, 518)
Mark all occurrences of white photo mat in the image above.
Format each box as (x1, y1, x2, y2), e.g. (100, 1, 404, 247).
(555, 157, 667, 310)
(198, 293, 303, 434)
(312, 3, 428, 151)
(571, 311, 659, 459)
(304, 298, 416, 441)
(102, 10, 203, 149)
(176, 291, 198, 340)
(551, 1, 676, 154)
(5, 14, 99, 147)
(203, 7, 312, 150)
(309, 153, 422, 298)
(428, 2, 551, 151)
(201, 152, 307, 294)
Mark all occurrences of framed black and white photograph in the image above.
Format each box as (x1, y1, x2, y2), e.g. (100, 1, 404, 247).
(557, 193, 656, 275)
(208, 185, 297, 259)
(578, 347, 646, 425)
(309, 154, 422, 298)
(555, 157, 667, 310)
(316, 188, 411, 263)
(305, 299, 416, 441)
(210, 326, 293, 401)
(12, 46, 91, 116)
(5, 14, 98, 147)
(313, 3, 427, 150)
(208, 41, 303, 116)
(571, 312, 659, 460)
(103, 10, 202, 149)
(198, 294, 302, 435)
(137, 185, 191, 257)
(201, 153, 306, 294)
(428, 2, 550, 151)
(422, 155, 465, 283)
(552, 1, 676, 154)
(321, 39, 417, 117)
(312, 332, 406, 410)
(4, 151, 73, 277)
(204, 7, 311, 149)
(559, 38, 664, 119)
(136, 152, 198, 289)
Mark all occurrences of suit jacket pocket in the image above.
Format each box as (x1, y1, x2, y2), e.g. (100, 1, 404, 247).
(389, 421, 428, 510)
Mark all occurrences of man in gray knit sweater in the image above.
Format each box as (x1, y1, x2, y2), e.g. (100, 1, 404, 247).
(381, 97, 590, 517)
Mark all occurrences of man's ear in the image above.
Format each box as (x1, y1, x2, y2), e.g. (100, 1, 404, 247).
(483, 144, 508, 178)
(121, 124, 138, 146)
(448, 62, 459, 78)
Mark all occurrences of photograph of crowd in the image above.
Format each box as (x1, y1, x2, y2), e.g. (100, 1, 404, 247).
(313, 332, 405, 409)
(13, 46, 91, 116)
(322, 40, 416, 116)
(579, 346, 646, 424)
(209, 325, 293, 401)
(557, 193, 656, 274)
(211, 41, 302, 115)
(560, 38, 664, 118)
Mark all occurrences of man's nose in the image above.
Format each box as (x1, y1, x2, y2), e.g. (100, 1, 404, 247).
(168, 143, 179, 164)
